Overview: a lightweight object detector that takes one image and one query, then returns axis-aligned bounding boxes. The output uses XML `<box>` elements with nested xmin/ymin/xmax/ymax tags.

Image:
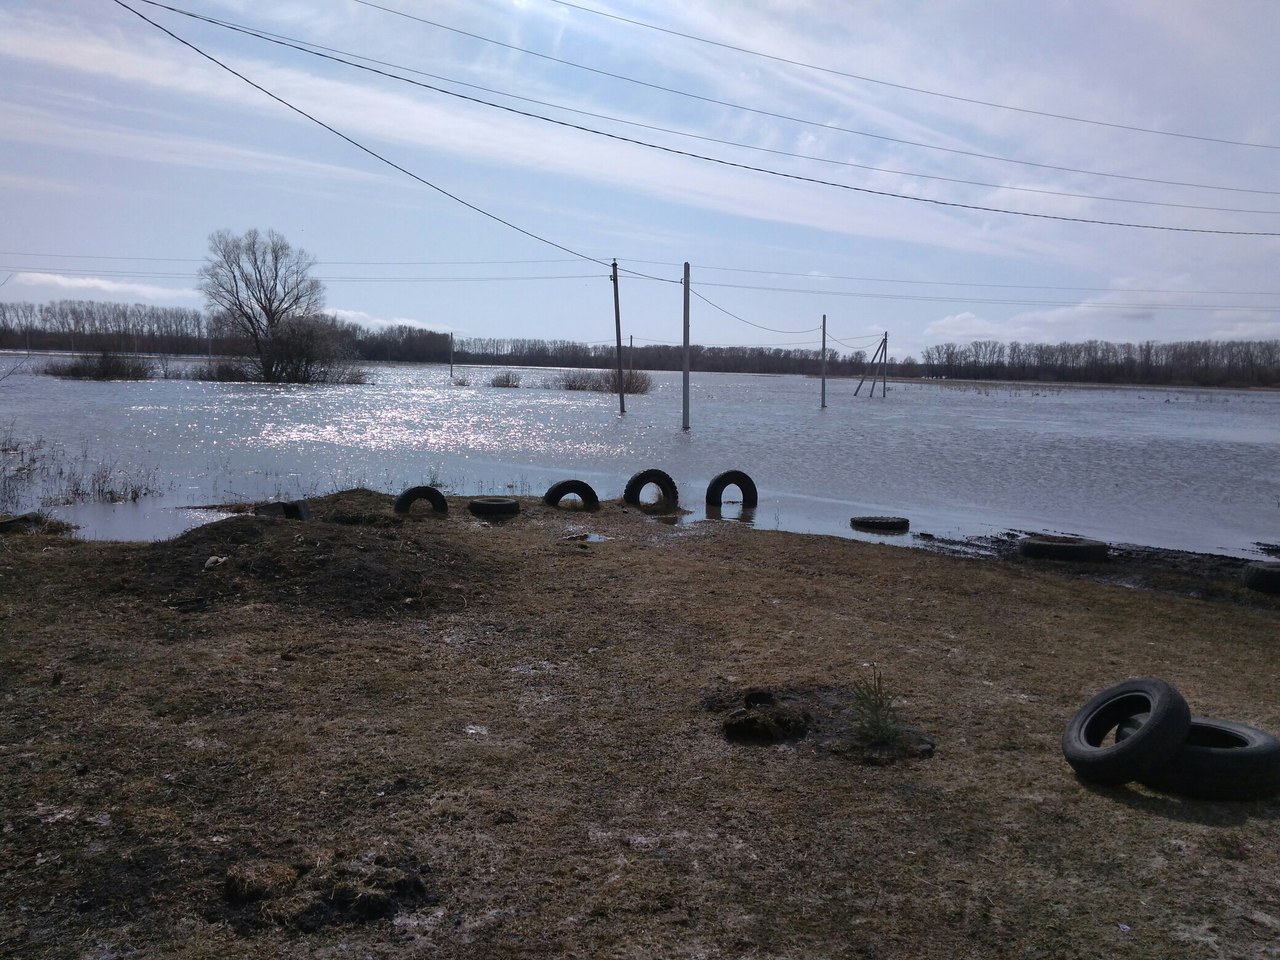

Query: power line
<box><xmin>126</xmin><ymin>4</ymin><xmax>1280</xmax><ymax>216</ymax></box>
<box><xmin>11</xmin><ymin>249</ymin><xmax>1280</xmax><ymax>299</ymax></box>
<box><xmin>690</xmin><ymin>288</ymin><xmax>823</xmax><ymax>334</ymax></box>
<box><xmin>693</xmin><ymin>279</ymin><xmax>1278</xmax><ymax>313</ymax></box>
<box><xmin>350</xmin><ymin>0</ymin><xmax>1280</xmax><ymax>198</ymax></box>
<box><xmin>132</xmin><ymin>2</ymin><xmax>1280</xmax><ymax>236</ymax></box>
<box><xmin>544</xmin><ymin>0</ymin><xmax>1280</xmax><ymax>151</ymax></box>
<box><xmin>110</xmin><ymin>0</ymin><xmax>615</xmax><ymax>273</ymax></box>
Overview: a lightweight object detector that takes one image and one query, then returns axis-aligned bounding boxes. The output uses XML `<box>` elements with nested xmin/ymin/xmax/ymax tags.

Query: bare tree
<box><xmin>198</xmin><ymin>228</ymin><xmax>331</xmax><ymax>383</ymax></box>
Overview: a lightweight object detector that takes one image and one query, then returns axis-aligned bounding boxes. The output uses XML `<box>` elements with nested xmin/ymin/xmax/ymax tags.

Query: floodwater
<box><xmin>2</xmin><ymin>356</ymin><xmax>1278</xmax><ymax>557</ymax></box>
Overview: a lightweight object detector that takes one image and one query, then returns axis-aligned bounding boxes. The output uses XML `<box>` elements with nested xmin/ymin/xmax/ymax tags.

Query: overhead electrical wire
<box><xmin>9</xmin><ymin>251</ymin><xmax>1280</xmax><ymax>299</ymax></box>
<box><xmin>690</xmin><ymin>288</ymin><xmax>822</xmax><ymax>334</ymax></box>
<box><xmin>109</xmin><ymin>0</ymin><xmax>620</xmax><ymax>275</ymax></box>
<box><xmin>128</xmin><ymin>2</ymin><xmax>1280</xmax><ymax>236</ymax></box>
<box><xmin>544</xmin><ymin>0</ymin><xmax>1280</xmax><ymax>151</ymax></box>
<box><xmin>349</xmin><ymin>0</ymin><xmax>1280</xmax><ymax>198</ymax></box>
<box><xmin>133</xmin><ymin>4</ymin><xmax>1280</xmax><ymax>216</ymax></box>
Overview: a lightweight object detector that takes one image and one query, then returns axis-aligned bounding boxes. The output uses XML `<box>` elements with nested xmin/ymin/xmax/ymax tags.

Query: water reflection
<box><xmin>1</xmin><ymin>360</ymin><xmax>1276</xmax><ymax>556</ymax></box>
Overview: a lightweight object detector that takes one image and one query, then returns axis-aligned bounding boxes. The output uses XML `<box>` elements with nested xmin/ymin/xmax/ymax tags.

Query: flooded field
<box><xmin>2</xmin><ymin>355</ymin><xmax>1277</xmax><ymax>556</ymax></box>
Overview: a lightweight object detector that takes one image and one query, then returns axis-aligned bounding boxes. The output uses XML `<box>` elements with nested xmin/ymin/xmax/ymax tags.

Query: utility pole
<box><xmin>820</xmin><ymin>314</ymin><xmax>827</xmax><ymax>409</ymax></box>
<box><xmin>449</xmin><ymin>332</ymin><xmax>454</xmax><ymax>378</ymax></box>
<box><xmin>682</xmin><ymin>262</ymin><xmax>691</xmax><ymax>431</ymax></box>
<box><xmin>612</xmin><ymin>260</ymin><xmax>625</xmax><ymax>415</ymax></box>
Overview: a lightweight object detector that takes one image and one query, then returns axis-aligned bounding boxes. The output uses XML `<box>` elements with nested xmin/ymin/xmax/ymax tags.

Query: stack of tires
<box><xmin>1061</xmin><ymin>677</ymin><xmax>1280</xmax><ymax>801</ymax></box>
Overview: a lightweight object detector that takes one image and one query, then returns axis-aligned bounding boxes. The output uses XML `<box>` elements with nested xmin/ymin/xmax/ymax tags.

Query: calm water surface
<box><xmin>2</xmin><ymin>358</ymin><xmax>1277</xmax><ymax>557</ymax></box>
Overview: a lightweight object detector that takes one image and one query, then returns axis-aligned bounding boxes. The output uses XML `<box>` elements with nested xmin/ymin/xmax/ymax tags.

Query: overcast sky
<box><xmin>3</xmin><ymin>0</ymin><xmax>1280</xmax><ymax>358</ymax></box>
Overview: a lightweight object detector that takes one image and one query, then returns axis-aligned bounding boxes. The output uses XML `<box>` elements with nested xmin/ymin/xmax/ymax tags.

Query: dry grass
<box><xmin>1</xmin><ymin>490</ymin><xmax>1278</xmax><ymax>959</ymax></box>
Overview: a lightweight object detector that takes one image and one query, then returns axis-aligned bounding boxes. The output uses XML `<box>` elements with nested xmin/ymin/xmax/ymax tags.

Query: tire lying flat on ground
<box><xmin>467</xmin><ymin>497</ymin><xmax>520</xmax><ymax>518</ymax></box>
<box><xmin>393</xmin><ymin>485</ymin><xmax>448</xmax><ymax>515</ymax></box>
<box><xmin>1117</xmin><ymin>714</ymin><xmax>1280</xmax><ymax>801</ymax></box>
<box><xmin>850</xmin><ymin>516</ymin><xmax>910</xmax><ymax>534</ymax></box>
<box><xmin>1061</xmin><ymin>677</ymin><xmax>1191</xmax><ymax>786</ymax></box>
<box><xmin>623</xmin><ymin>469</ymin><xmax>678</xmax><ymax>507</ymax></box>
<box><xmin>1243</xmin><ymin>561</ymin><xmax>1280</xmax><ymax>595</ymax></box>
<box><xmin>1019</xmin><ymin>535</ymin><xmax>1109</xmax><ymax>562</ymax></box>
<box><xmin>543</xmin><ymin>479</ymin><xmax>600</xmax><ymax>511</ymax></box>
<box><xmin>705</xmin><ymin>470</ymin><xmax>758</xmax><ymax>508</ymax></box>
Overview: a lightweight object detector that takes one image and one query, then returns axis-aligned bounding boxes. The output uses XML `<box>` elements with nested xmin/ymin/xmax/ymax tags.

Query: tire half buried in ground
<box><xmin>623</xmin><ymin>469</ymin><xmax>678</xmax><ymax>507</ymax></box>
<box><xmin>393</xmin><ymin>485</ymin><xmax>448</xmax><ymax>515</ymax></box>
<box><xmin>543</xmin><ymin>479</ymin><xmax>600</xmax><ymax>511</ymax></box>
<box><xmin>705</xmin><ymin>470</ymin><xmax>758</xmax><ymax>508</ymax></box>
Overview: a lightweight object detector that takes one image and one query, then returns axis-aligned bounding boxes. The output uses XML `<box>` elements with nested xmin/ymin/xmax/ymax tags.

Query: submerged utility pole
<box><xmin>611</xmin><ymin>259</ymin><xmax>626</xmax><ymax>415</ymax></box>
<box><xmin>855</xmin><ymin>332</ymin><xmax>890</xmax><ymax>397</ymax></box>
<box><xmin>682</xmin><ymin>261</ymin><xmax>691</xmax><ymax>431</ymax></box>
<box><xmin>449</xmin><ymin>332</ymin><xmax>454</xmax><ymax>378</ymax></box>
<box><xmin>820</xmin><ymin>314</ymin><xmax>828</xmax><ymax>409</ymax></box>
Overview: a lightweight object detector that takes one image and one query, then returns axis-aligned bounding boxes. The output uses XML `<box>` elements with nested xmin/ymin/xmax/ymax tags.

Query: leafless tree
<box><xmin>198</xmin><ymin>228</ymin><xmax>338</xmax><ymax>383</ymax></box>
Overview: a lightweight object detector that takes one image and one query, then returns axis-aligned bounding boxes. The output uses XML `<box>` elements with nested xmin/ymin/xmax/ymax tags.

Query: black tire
<box><xmin>706</xmin><ymin>470</ymin><xmax>758</xmax><ymax>508</ymax></box>
<box><xmin>850</xmin><ymin>516</ymin><xmax>910</xmax><ymax>533</ymax></box>
<box><xmin>1019</xmin><ymin>535</ymin><xmax>1109</xmax><ymax>562</ymax></box>
<box><xmin>393</xmin><ymin>486</ymin><xmax>448</xmax><ymax>515</ymax></box>
<box><xmin>254</xmin><ymin>500</ymin><xmax>311</xmax><ymax>520</ymax></box>
<box><xmin>623</xmin><ymin>469</ymin><xmax>678</xmax><ymax>507</ymax></box>
<box><xmin>543</xmin><ymin>479</ymin><xmax>600</xmax><ymax>511</ymax></box>
<box><xmin>1243</xmin><ymin>562</ymin><xmax>1280</xmax><ymax>595</ymax></box>
<box><xmin>467</xmin><ymin>497</ymin><xmax>520</xmax><ymax>518</ymax></box>
<box><xmin>1061</xmin><ymin>677</ymin><xmax>1191</xmax><ymax>786</ymax></box>
<box><xmin>1117</xmin><ymin>715</ymin><xmax>1280</xmax><ymax>801</ymax></box>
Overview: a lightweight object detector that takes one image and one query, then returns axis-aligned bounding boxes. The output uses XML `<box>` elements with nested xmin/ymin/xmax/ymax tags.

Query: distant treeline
<box><xmin>2</xmin><ymin>300</ymin><xmax>1277</xmax><ymax>386</ymax></box>
<box><xmin>917</xmin><ymin>338</ymin><xmax>1280</xmax><ymax>387</ymax></box>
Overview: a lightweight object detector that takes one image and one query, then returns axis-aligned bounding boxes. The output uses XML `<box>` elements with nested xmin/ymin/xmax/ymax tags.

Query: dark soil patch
<box><xmin>705</xmin><ymin>682</ymin><xmax>937</xmax><ymax>764</ymax></box>
<box><xmin>123</xmin><ymin>493</ymin><xmax>494</xmax><ymax>617</ymax></box>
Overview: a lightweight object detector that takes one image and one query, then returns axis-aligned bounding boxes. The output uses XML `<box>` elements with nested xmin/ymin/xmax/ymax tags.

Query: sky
<box><xmin>3</xmin><ymin>0</ymin><xmax>1280</xmax><ymax>359</ymax></box>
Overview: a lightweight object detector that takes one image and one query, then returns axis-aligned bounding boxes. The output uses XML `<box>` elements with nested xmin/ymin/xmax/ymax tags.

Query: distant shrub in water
<box><xmin>187</xmin><ymin>359</ymin><xmax>255</xmax><ymax>382</ymax></box>
<box><xmin>186</xmin><ymin>359</ymin><xmax>365</xmax><ymax>384</ymax></box>
<box><xmin>43</xmin><ymin>351</ymin><xmax>153</xmax><ymax>381</ymax></box>
<box><xmin>452</xmin><ymin>374</ymin><xmax>471</xmax><ymax>387</ymax></box>
<box><xmin>558</xmin><ymin>368</ymin><xmax>652</xmax><ymax>394</ymax></box>
<box><xmin>490</xmin><ymin>371</ymin><xmax>521</xmax><ymax>388</ymax></box>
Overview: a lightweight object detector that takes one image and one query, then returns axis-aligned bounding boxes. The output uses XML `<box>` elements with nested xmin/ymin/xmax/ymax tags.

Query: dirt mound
<box><xmin>125</xmin><ymin>494</ymin><xmax>492</xmax><ymax>617</ymax></box>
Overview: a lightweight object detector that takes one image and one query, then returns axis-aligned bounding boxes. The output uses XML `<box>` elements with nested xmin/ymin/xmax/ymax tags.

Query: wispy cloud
<box><xmin>12</xmin><ymin>272</ymin><xmax>199</xmax><ymax>300</ymax></box>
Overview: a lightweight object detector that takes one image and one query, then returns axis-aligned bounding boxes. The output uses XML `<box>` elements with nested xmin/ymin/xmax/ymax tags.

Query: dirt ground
<box><xmin>2</xmin><ymin>489</ymin><xmax>1279</xmax><ymax>959</ymax></box>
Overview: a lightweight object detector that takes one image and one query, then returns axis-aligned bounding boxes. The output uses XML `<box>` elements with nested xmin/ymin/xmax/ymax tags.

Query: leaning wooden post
<box><xmin>612</xmin><ymin>259</ymin><xmax>626</xmax><ymax>415</ymax></box>
<box><xmin>820</xmin><ymin>314</ymin><xmax>828</xmax><ymax>409</ymax></box>
<box><xmin>875</xmin><ymin>332</ymin><xmax>885</xmax><ymax>396</ymax></box>
<box><xmin>682</xmin><ymin>262</ymin><xmax>691</xmax><ymax>431</ymax></box>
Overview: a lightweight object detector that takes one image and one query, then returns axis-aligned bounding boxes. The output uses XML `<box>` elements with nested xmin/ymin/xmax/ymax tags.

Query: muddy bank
<box><xmin>2</xmin><ymin>489</ymin><xmax>1278</xmax><ymax>959</ymax></box>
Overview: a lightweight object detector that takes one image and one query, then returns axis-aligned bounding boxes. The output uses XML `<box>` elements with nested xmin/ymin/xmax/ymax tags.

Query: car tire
<box><xmin>1117</xmin><ymin>714</ymin><xmax>1280</xmax><ymax>801</ymax></box>
<box><xmin>705</xmin><ymin>470</ymin><xmax>758</xmax><ymax>508</ymax></box>
<box><xmin>1061</xmin><ymin>677</ymin><xmax>1190</xmax><ymax>786</ymax></box>
<box><xmin>393</xmin><ymin>485</ymin><xmax>448</xmax><ymax>515</ymax></box>
<box><xmin>623</xmin><ymin>469</ymin><xmax>678</xmax><ymax>507</ymax></box>
<box><xmin>543</xmin><ymin>479</ymin><xmax>600</xmax><ymax>511</ymax></box>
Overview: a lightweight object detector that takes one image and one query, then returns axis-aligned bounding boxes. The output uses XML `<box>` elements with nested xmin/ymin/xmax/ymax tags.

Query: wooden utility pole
<box><xmin>611</xmin><ymin>259</ymin><xmax>626</xmax><ymax>415</ymax></box>
<box><xmin>682</xmin><ymin>262</ymin><xmax>691</xmax><ymax>431</ymax></box>
<box><xmin>449</xmin><ymin>332</ymin><xmax>454</xmax><ymax>378</ymax></box>
<box><xmin>820</xmin><ymin>314</ymin><xmax>827</xmax><ymax>409</ymax></box>
<box><xmin>855</xmin><ymin>332</ymin><xmax>889</xmax><ymax>397</ymax></box>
